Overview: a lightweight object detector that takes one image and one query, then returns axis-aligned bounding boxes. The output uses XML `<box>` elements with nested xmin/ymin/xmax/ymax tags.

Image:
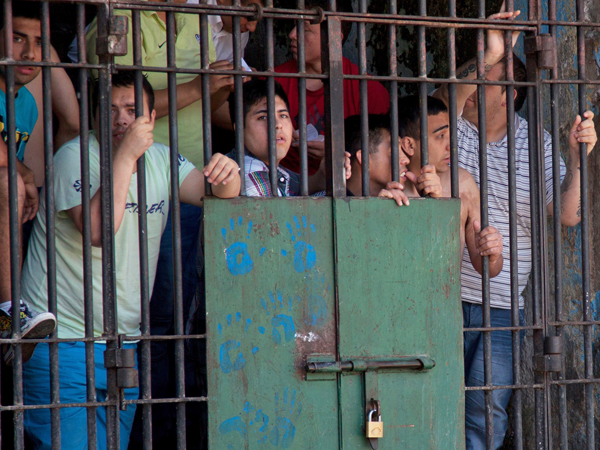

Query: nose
<box><xmin>20</xmin><ymin>39</ymin><xmax>35</xmax><ymax>62</ymax></box>
<box><xmin>244</xmin><ymin>20</ymin><xmax>257</xmax><ymax>33</ymax></box>
<box><xmin>399</xmin><ymin>151</ymin><xmax>410</xmax><ymax>166</ymax></box>
<box><xmin>275</xmin><ymin>117</ymin><xmax>283</xmax><ymax>129</ymax></box>
<box><xmin>114</xmin><ymin>109</ymin><xmax>129</xmax><ymax>127</ymax></box>
<box><xmin>289</xmin><ymin>26</ymin><xmax>297</xmax><ymax>41</ymax></box>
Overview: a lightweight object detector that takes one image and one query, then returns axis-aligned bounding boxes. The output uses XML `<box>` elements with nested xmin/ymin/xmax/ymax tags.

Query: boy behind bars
<box><xmin>20</xmin><ymin>71</ymin><xmax>240</xmax><ymax>450</ymax></box>
<box><xmin>228</xmin><ymin>78</ymin><xmax>350</xmax><ymax>197</ymax></box>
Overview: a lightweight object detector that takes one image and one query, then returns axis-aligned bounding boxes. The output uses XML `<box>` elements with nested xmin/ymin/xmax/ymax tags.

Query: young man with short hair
<box><xmin>20</xmin><ymin>71</ymin><xmax>240</xmax><ymax>449</ymax></box>
<box><xmin>398</xmin><ymin>95</ymin><xmax>504</xmax><ymax>277</ymax></box>
<box><xmin>344</xmin><ymin>113</ymin><xmax>443</xmax><ymax>205</ymax></box>
<box><xmin>228</xmin><ymin>78</ymin><xmax>350</xmax><ymax>197</ymax></box>
<box><xmin>0</xmin><ymin>2</ymin><xmax>56</xmax><ymax>365</ymax></box>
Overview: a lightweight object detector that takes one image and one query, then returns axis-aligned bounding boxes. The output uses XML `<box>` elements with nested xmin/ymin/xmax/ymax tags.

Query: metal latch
<box><xmin>104</xmin><ymin>346</ymin><xmax>139</xmax><ymax>389</ymax></box>
<box><xmin>535</xmin><ymin>336</ymin><xmax>562</xmax><ymax>373</ymax></box>
<box><xmin>96</xmin><ymin>15</ymin><xmax>129</xmax><ymax>57</ymax></box>
<box><xmin>524</xmin><ymin>34</ymin><xmax>555</xmax><ymax>69</ymax></box>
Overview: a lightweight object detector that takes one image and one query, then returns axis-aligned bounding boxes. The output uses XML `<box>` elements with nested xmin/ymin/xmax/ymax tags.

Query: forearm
<box><xmin>16</xmin><ymin>160</ymin><xmax>34</xmax><ymax>185</ymax></box>
<box><xmin>308</xmin><ymin>172</ymin><xmax>325</xmax><ymax>194</ymax></box>
<box><xmin>211</xmin><ymin>175</ymin><xmax>241</xmax><ymax>199</ymax></box>
<box><xmin>153</xmin><ymin>80</ymin><xmax>202</xmax><ymax>120</ymax></box>
<box><xmin>558</xmin><ymin>162</ymin><xmax>582</xmax><ymax>226</ymax></box>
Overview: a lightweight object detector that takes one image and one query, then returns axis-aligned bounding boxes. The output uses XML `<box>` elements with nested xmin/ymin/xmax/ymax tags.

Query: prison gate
<box><xmin>0</xmin><ymin>0</ymin><xmax>598</xmax><ymax>449</ymax></box>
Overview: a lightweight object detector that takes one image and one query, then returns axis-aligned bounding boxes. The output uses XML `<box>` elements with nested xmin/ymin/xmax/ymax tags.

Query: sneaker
<box><xmin>0</xmin><ymin>300</ymin><xmax>57</xmax><ymax>365</ymax></box>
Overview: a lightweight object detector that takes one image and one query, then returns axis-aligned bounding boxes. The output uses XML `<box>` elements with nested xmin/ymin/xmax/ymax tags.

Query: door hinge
<box><xmin>96</xmin><ymin>15</ymin><xmax>129</xmax><ymax>57</ymax></box>
<box><xmin>524</xmin><ymin>34</ymin><xmax>555</xmax><ymax>70</ymax></box>
<box><xmin>104</xmin><ymin>346</ymin><xmax>139</xmax><ymax>389</ymax></box>
<box><xmin>535</xmin><ymin>336</ymin><xmax>562</xmax><ymax>373</ymax></box>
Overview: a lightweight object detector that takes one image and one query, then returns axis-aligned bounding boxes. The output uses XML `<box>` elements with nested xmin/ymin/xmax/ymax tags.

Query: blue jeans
<box><xmin>128</xmin><ymin>202</ymin><xmax>202</xmax><ymax>447</ymax></box>
<box><xmin>22</xmin><ymin>342</ymin><xmax>139</xmax><ymax>450</ymax></box>
<box><xmin>463</xmin><ymin>302</ymin><xmax>524</xmax><ymax>450</ymax></box>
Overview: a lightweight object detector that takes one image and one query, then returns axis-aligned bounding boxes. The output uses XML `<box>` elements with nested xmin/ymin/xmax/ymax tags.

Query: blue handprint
<box><xmin>222</xmin><ymin>216</ymin><xmax>254</xmax><ymax>276</ymax></box>
<box><xmin>305</xmin><ymin>274</ymin><xmax>329</xmax><ymax>328</ymax></box>
<box><xmin>285</xmin><ymin>216</ymin><xmax>317</xmax><ymax>273</ymax></box>
<box><xmin>259</xmin><ymin>290</ymin><xmax>296</xmax><ymax>345</ymax></box>
<box><xmin>219</xmin><ymin>389</ymin><xmax>302</xmax><ymax>448</ymax></box>
<box><xmin>218</xmin><ymin>312</ymin><xmax>258</xmax><ymax>374</ymax></box>
<box><xmin>269</xmin><ymin>388</ymin><xmax>302</xmax><ymax>448</ymax></box>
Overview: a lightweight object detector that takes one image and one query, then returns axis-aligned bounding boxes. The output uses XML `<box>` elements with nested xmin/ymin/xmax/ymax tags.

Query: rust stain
<box><xmin>270</xmin><ymin>221</ymin><xmax>281</xmax><ymax>237</ymax></box>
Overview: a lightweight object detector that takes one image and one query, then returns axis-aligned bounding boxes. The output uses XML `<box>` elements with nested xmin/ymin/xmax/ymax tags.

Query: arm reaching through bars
<box><xmin>433</xmin><ymin>3</ymin><xmax>521</xmax><ymax>113</ymax></box>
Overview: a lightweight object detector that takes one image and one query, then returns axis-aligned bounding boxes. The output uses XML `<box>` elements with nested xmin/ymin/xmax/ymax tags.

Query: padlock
<box><xmin>366</xmin><ymin>409</ymin><xmax>384</xmax><ymax>438</ymax></box>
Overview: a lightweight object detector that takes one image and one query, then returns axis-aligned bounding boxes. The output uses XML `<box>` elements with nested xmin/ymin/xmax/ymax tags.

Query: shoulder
<box><xmin>275</xmin><ymin>60</ymin><xmax>298</xmax><ymax>74</ymax></box>
<box><xmin>458</xmin><ymin>168</ymin><xmax>479</xmax><ymax>205</ymax></box>
<box><xmin>341</xmin><ymin>57</ymin><xmax>359</xmax><ymax>74</ymax></box>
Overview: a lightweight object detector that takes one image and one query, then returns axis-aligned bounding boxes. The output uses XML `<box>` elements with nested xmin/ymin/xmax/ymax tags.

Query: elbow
<box><xmin>561</xmin><ymin>216</ymin><xmax>581</xmax><ymax>228</ymax></box>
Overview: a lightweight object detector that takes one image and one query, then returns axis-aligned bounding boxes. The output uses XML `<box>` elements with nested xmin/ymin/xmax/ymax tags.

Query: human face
<box><xmin>462</xmin><ymin>64</ymin><xmax>506</xmax><ymax>127</ymax></box>
<box><xmin>408</xmin><ymin>113</ymin><xmax>450</xmax><ymax>174</ymax></box>
<box><xmin>218</xmin><ymin>0</ymin><xmax>263</xmax><ymax>33</ymax></box>
<box><xmin>288</xmin><ymin>20</ymin><xmax>321</xmax><ymax>68</ymax></box>
<box><xmin>0</xmin><ymin>18</ymin><xmax>42</xmax><ymax>89</ymax></box>
<box><xmin>243</xmin><ymin>96</ymin><xmax>294</xmax><ymax>166</ymax></box>
<box><xmin>93</xmin><ymin>85</ymin><xmax>154</xmax><ymax>150</ymax></box>
<box><xmin>368</xmin><ymin>130</ymin><xmax>411</xmax><ymax>191</ymax></box>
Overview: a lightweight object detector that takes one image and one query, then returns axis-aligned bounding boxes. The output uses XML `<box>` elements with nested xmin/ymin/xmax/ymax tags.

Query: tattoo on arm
<box><xmin>560</xmin><ymin>168</ymin><xmax>573</xmax><ymax>195</ymax></box>
<box><xmin>458</xmin><ymin>62</ymin><xmax>494</xmax><ymax>79</ymax></box>
<box><xmin>577</xmin><ymin>198</ymin><xmax>582</xmax><ymax>217</ymax></box>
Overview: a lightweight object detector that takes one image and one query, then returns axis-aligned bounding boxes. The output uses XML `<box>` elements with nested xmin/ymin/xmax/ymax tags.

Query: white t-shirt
<box><xmin>21</xmin><ymin>132</ymin><xmax>195</xmax><ymax>339</ymax></box>
<box><xmin>457</xmin><ymin>115</ymin><xmax>566</xmax><ymax>309</ymax></box>
<box><xmin>188</xmin><ymin>0</ymin><xmax>252</xmax><ymax>70</ymax></box>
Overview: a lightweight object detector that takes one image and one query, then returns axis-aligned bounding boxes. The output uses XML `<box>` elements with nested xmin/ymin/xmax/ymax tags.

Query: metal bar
<box><xmin>307</xmin><ymin>358</ymin><xmax>434</xmax><ymax>373</ymax></box>
<box><xmin>503</xmin><ymin>1</ymin><xmax>522</xmax><ymax>448</ymax></box>
<box><xmin>131</xmin><ymin>8</ymin><xmax>152</xmax><ymax>450</ymax></box>
<box><xmin>417</xmin><ymin>0</ymin><xmax>428</xmax><ymax>168</ymax></box>
<box><xmin>76</xmin><ymin>2</ymin><xmax>98</xmax><ymax>448</ymax></box>
<box><xmin>265</xmin><ymin>0</ymin><xmax>277</xmax><ymax>195</ymax></box>
<box><xmin>447</xmin><ymin>0</ymin><xmax>458</xmax><ymax>198</ymax></box>
<box><xmin>231</xmin><ymin>0</ymin><xmax>243</xmax><ymax>197</ymax></box>
<box><xmin>321</xmin><ymin>16</ymin><xmax>345</xmax><ymax>197</ymax></box>
<box><xmin>388</xmin><ymin>0</ymin><xmax>399</xmax><ymax>184</ymax></box>
<box><xmin>576</xmin><ymin>0</ymin><xmax>593</xmax><ymax>446</ymax></box>
<box><xmin>3</xmin><ymin>0</ymin><xmax>24</xmax><ymax>446</ymax></box>
<box><xmin>297</xmin><ymin>0</ymin><xmax>308</xmax><ymax>195</ymax></box>
<box><xmin>165</xmin><ymin>10</ymin><xmax>186</xmax><ymax>449</ymax></box>
<box><xmin>200</xmin><ymin>8</ymin><xmax>214</xmax><ymax>197</ymax></box>
<box><xmin>358</xmin><ymin>0</ymin><xmax>369</xmax><ymax>196</ymax></box>
<box><xmin>39</xmin><ymin>3</ymin><xmax>61</xmax><ymax>448</ymax></box>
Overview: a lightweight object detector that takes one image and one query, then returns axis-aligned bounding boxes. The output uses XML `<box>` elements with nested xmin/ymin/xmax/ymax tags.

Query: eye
<box><xmin>280</xmin><ymin>112</ymin><xmax>289</xmax><ymax>119</ymax></box>
<box><xmin>13</xmin><ymin>36</ymin><xmax>22</xmax><ymax>43</ymax></box>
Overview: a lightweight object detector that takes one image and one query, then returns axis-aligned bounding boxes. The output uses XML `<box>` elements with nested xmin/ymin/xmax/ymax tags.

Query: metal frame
<box><xmin>0</xmin><ymin>0</ymin><xmax>596</xmax><ymax>448</ymax></box>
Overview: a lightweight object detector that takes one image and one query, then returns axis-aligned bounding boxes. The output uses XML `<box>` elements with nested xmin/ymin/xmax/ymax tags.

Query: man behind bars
<box><xmin>274</xmin><ymin>0</ymin><xmax>390</xmax><ymax>176</ymax></box>
<box><xmin>19</xmin><ymin>71</ymin><xmax>240</xmax><ymax>450</ymax></box>
<box><xmin>433</xmin><ymin>6</ymin><xmax>598</xmax><ymax>449</ymax></box>
<box><xmin>0</xmin><ymin>2</ymin><xmax>57</xmax><ymax>365</ymax></box>
<box><xmin>85</xmin><ymin>2</ymin><xmax>238</xmax><ymax>445</ymax></box>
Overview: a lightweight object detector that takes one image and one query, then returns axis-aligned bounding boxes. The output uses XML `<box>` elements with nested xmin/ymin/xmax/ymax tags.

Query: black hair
<box><xmin>0</xmin><ymin>2</ymin><xmax>42</xmax><ymax>29</ymax></box>
<box><xmin>228</xmin><ymin>78</ymin><xmax>290</xmax><ymax>127</ymax></box>
<box><xmin>92</xmin><ymin>71</ymin><xmax>155</xmax><ymax>119</ymax></box>
<box><xmin>304</xmin><ymin>0</ymin><xmax>353</xmax><ymax>44</ymax></box>
<box><xmin>496</xmin><ymin>53</ymin><xmax>527</xmax><ymax>112</ymax></box>
<box><xmin>344</xmin><ymin>114</ymin><xmax>391</xmax><ymax>163</ymax></box>
<box><xmin>398</xmin><ymin>95</ymin><xmax>448</xmax><ymax>141</ymax></box>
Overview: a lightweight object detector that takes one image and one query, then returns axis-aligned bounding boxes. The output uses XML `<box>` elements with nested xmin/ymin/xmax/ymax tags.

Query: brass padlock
<box><xmin>366</xmin><ymin>409</ymin><xmax>384</xmax><ymax>438</ymax></box>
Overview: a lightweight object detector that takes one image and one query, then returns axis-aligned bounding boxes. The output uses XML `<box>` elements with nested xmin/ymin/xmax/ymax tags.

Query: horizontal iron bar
<box><xmin>0</xmin><ymin>334</ymin><xmax>206</xmax><ymax>344</ymax></box>
<box><xmin>465</xmin><ymin>384</ymin><xmax>545</xmax><ymax>391</ymax></box>
<box><xmin>307</xmin><ymin>357</ymin><xmax>434</xmax><ymax>373</ymax></box>
<box><xmin>463</xmin><ymin>325</ymin><xmax>543</xmax><ymax>332</ymax></box>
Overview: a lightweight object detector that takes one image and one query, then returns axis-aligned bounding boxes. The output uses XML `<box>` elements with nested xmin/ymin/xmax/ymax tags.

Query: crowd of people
<box><xmin>0</xmin><ymin>1</ymin><xmax>596</xmax><ymax>449</ymax></box>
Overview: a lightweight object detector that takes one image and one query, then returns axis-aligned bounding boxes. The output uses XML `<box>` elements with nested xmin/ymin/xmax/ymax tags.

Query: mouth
<box><xmin>16</xmin><ymin>66</ymin><xmax>35</xmax><ymax>76</ymax></box>
<box><xmin>465</xmin><ymin>96</ymin><xmax>476</xmax><ymax>106</ymax></box>
<box><xmin>113</xmin><ymin>132</ymin><xmax>125</xmax><ymax>142</ymax></box>
<box><xmin>400</xmin><ymin>169</ymin><xmax>407</xmax><ymax>181</ymax></box>
<box><xmin>276</xmin><ymin>134</ymin><xmax>287</xmax><ymax>145</ymax></box>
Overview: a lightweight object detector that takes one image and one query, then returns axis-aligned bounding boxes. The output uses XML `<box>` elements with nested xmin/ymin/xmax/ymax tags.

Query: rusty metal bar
<box><xmin>307</xmin><ymin>357</ymin><xmax>435</xmax><ymax>373</ymax></box>
<box><xmin>297</xmin><ymin>0</ymin><xmax>308</xmax><ymax>195</ymax></box>
<box><xmin>447</xmin><ymin>0</ymin><xmax>458</xmax><ymax>198</ymax></box>
<box><xmin>358</xmin><ymin>0</ymin><xmax>369</xmax><ymax>196</ymax></box>
<box><xmin>388</xmin><ymin>0</ymin><xmax>399</xmax><ymax>184</ymax></box>
<box><xmin>265</xmin><ymin>0</ymin><xmax>277</xmax><ymax>196</ymax></box>
<box><xmin>417</xmin><ymin>0</ymin><xmax>428</xmax><ymax>168</ymax></box>
<box><xmin>200</xmin><ymin>11</ymin><xmax>213</xmax><ymax>197</ymax></box>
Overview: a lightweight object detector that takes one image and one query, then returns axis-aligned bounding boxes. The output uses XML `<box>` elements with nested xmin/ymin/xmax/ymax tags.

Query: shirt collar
<box><xmin>463</xmin><ymin>113</ymin><xmax>522</xmax><ymax>147</ymax></box>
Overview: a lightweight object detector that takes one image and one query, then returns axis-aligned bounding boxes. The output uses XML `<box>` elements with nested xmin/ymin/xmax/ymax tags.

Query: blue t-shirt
<box><xmin>0</xmin><ymin>87</ymin><xmax>38</xmax><ymax>162</ymax></box>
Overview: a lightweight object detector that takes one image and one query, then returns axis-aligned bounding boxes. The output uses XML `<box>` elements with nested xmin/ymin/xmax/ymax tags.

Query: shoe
<box><xmin>0</xmin><ymin>300</ymin><xmax>57</xmax><ymax>365</ymax></box>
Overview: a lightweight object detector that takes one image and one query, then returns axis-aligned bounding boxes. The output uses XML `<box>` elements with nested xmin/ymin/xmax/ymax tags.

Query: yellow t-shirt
<box><xmin>86</xmin><ymin>7</ymin><xmax>217</xmax><ymax>169</ymax></box>
<box><xmin>21</xmin><ymin>133</ymin><xmax>195</xmax><ymax>339</ymax></box>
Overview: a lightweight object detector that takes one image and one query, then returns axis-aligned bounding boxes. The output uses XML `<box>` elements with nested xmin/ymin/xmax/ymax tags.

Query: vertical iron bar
<box><xmin>549</xmin><ymin>0</ymin><xmax>566</xmax><ymax>448</ymax></box>
<box><xmin>321</xmin><ymin>16</ymin><xmax>345</xmax><ymax>197</ymax></box>
<box><xmin>358</xmin><ymin>0</ymin><xmax>369</xmax><ymax>196</ymax></box>
<box><xmin>165</xmin><ymin>10</ymin><xmax>186</xmax><ymax>449</ymax></box>
<box><xmin>266</xmin><ymin>0</ymin><xmax>277</xmax><ymax>194</ymax></box>
<box><xmin>3</xmin><ymin>0</ymin><xmax>24</xmax><ymax>447</ymax></box>
<box><xmin>475</xmin><ymin>0</ymin><xmax>493</xmax><ymax>447</ymax></box>
<box><xmin>200</xmin><ymin>9</ymin><xmax>214</xmax><ymax>197</ymax></box>
<box><xmin>40</xmin><ymin>3</ymin><xmax>60</xmax><ymax>448</ymax></box>
<box><xmin>447</xmin><ymin>0</ymin><xmax>458</xmax><ymax>198</ymax></box>
<box><xmin>297</xmin><ymin>0</ymin><xmax>308</xmax><ymax>195</ymax></box>
<box><xmin>418</xmin><ymin>0</ymin><xmax>428</xmax><ymax>168</ymax></box>
<box><xmin>231</xmin><ymin>0</ymin><xmax>244</xmax><ymax>195</ymax></box>
<box><xmin>576</xmin><ymin>0</ymin><xmax>593</xmax><ymax>446</ymax></box>
<box><xmin>77</xmin><ymin>2</ymin><xmax>97</xmax><ymax>447</ymax></box>
<box><xmin>388</xmin><ymin>0</ymin><xmax>399</xmax><ymax>183</ymax></box>
<box><xmin>131</xmin><ymin>8</ymin><xmax>153</xmax><ymax>450</ymax></box>
<box><xmin>503</xmin><ymin>1</ymin><xmax>523</xmax><ymax>449</ymax></box>
<box><xmin>97</xmin><ymin>3</ymin><xmax>119</xmax><ymax>447</ymax></box>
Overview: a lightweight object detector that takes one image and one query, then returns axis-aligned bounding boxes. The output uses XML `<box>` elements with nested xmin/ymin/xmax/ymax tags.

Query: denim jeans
<box><xmin>23</xmin><ymin>342</ymin><xmax>139</xmax><ymax>450</ymax></box>
<box><xmin>463</xmin><ymin>302</ymin><xmax>525</xmax><ymax>450</ymax></box>
<box><xmin>128</xmin><ymin>202</ymin><xmax>202</xmax><ymax>448</ymax></box>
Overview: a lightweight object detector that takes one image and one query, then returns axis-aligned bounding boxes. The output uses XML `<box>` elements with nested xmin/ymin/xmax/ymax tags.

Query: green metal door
<box><xmin>204</xmin><ymin>196</ymin><xmax>464</xmax><ymax>449</ymax></box>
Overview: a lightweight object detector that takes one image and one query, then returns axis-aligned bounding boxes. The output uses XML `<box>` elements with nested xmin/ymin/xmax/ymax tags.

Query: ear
<box><xmin>400</xmin><ymin>137</ymin><xmax>416</xmax><ymax>157</ymax></box>
<box><xmin>149</xmin><ymin>109</ymin><xmax>157</xmax><ymax>126</ymax></box>
<box><xmin>355</xmin><ymin>150</ymin><xmax>362</xmax><ymax>166</ymax></box>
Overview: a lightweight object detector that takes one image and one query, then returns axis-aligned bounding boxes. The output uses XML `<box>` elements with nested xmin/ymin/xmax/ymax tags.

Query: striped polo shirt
<box><xmin>458</xmin><ymin>115</ymin><xmax>565</xmax><ymax>309</ymax></box>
